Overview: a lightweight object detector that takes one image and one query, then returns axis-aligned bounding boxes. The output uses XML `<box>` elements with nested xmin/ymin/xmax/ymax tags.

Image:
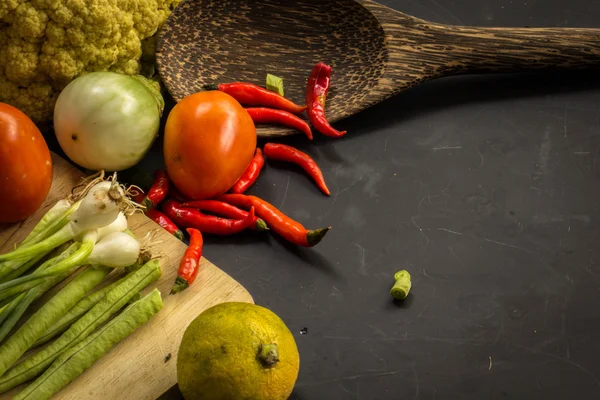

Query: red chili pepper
<box><xmin>161</xmin><ymin>200</ymin><xmax>256</xmax><ymax>236</ymax></box>
<box><xmin>230</xmin><ymin>148</ymin><xmax>265</xmax><ymax>194</ymax></box>
<box><xmin>263</xmin><ymin>143</ymin><xmax>330</xmax><ymax>196</ymax></box>
<box><xmin>181</xmin><ymin>200</ymin><xmax>268</xmax><ymax>232</ymax></box>
<box><xmin>217</xmin><ymin>194</ymin><xmax>330</xmax><ymax>247</ymax></box>
<box><xmin>245</xmin><ymin>108</ymin><xmax>313</xmax><ymax>140</ymax></box>
<box><xmin>142</xmin><ymin>170</ymin><xmax>170</xmax><ymax>210</ymax></box>
<box><xmin>171</xmin><ymin>228</ymin><xmax>203</xmax><ymax>294</ymax></box>
<box><xmin>146</xmin><ymin>208</ymin><xmax>184</xmax><ymax>241</ymax></box>
<box><xmin>206</xmin><ymin>82</ymin><xmax>307</xmax><ymax>115</ymax></box>
<box><xmin>306</xmin><ymin>62</ymin><xmax>346</xmax><ymax>138</ymax></box>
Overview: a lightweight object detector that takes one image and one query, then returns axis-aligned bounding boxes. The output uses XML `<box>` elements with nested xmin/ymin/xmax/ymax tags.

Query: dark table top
<box><xmin>50</xmin><ymin>0</ymin><xmax>600</xmax><ymax>399</ymax></box>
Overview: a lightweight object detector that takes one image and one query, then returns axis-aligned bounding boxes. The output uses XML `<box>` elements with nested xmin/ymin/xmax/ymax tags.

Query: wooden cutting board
<box><xmin>0</xmin><ymin>153</ymin><xmax>253</xmax><ymax>400</ymax></box>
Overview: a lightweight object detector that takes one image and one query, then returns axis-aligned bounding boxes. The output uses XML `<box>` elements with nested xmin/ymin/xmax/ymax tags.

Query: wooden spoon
<box><xmin>156</xmin><ymin>0</ymin><xmax>600</xmax><ymax>138</ymax></box>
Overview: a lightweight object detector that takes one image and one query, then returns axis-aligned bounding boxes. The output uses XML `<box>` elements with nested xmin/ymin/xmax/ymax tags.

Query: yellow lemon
<box><xmin>177</xmin><ymin>302</ymin><xmax>300</xmax><ymax>400</ymax></box>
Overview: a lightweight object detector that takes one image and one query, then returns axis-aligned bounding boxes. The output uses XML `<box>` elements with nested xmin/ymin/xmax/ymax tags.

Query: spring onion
<box><xmin>0</xmin><ymin>200</ymin><xmax>79</xmax><ymax>283</ymax></box>
<box><xmin>96</xmin><ymin>212</ymin><xmax>127</xmax><ymax>240</ymax></box>
<box><xmin>0</xmin><ymin>181</ymin><xmax>124</xmax><ymax>263</ymax></box>
<box><xmin>22</xmin><ymin>200</ymin><xmax>73</xmax><ymax>246</ymax></box>
<box><xmin>0</xmin><ymin>232</ymin><xmax>97</xmax><ymax>300</ymax></box>
<box><xmin>87</xmin><ymin>232</ymin><xmax>140</xmax><ymax>268</ymax></box>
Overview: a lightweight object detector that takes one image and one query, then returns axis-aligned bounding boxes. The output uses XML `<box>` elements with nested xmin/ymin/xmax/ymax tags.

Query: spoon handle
<box><xmin>429</xmin><ymin>25</ymin><xmax>600</xmax><ymax>75</ymax></box>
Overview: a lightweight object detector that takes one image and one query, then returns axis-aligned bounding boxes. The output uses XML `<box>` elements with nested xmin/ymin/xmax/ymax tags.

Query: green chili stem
<box><xmin>15</xmin><ymin>288</ymin><xmax>164</xmax><ymax>400</ymax></box>
<box><xmin>0</xmin><ymin>266</ymin><xmax>111</xmax><ymax>376</ymax></box>
<box><xmin>0</xmin><ymin>260</ymin><xmax>161</xmax><ymax>393</ymax></box>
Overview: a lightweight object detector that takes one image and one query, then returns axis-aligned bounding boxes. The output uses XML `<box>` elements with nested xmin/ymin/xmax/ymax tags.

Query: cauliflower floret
<box><xmin>0</xmin><ymin>0</ymin><xmax>181</xmax><ymax>126</ymax></box>
<box><xmin>0</xmin><ymin>0</ymin><xmax>21</xmax><ymax>20</ymax></box>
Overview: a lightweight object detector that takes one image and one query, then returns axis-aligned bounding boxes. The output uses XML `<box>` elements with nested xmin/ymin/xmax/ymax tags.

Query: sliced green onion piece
<box><xmin>266</xmin><ymin>73</ymin><xmax>284</xmax><ymax>96</ymax></box>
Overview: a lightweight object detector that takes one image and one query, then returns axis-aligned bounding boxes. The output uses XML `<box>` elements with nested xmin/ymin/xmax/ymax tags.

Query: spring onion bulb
<box><xmin>69</xmin><ymin>181</ymin><xmax>123</xmax><ymax>233</ymax></box>
<box><xmin>87</xmin><ymin>232</ymin><xmax>140</xmax><ymax>268</ymax></box>
<box><xmin>96</xmin><ymin>212</ymin><xmax>127</xmax><ymax>240</ymax></box>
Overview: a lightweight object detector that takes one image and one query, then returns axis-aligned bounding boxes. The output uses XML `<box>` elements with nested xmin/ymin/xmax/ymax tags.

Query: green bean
<box><xmin>15</xmin><ymin>288</ymin><xmax>163</xmax><ymax>400</ymax></box>
<box><xmin>390</xmin><ymin>270</ymin><xmax>412</xmax><ymax>300</ymax></box>
<box><xmin>0</xmin><ymin>260</ymin><xmax>161</xmax><ymax>393</ymax></box>
<box><xmin>33</xmin><ymin>259</ymin><xmax>147</xmax><ymax>347</ymax></box>
<box><xmin>0</xmin><ymin>266</ymin><xmax>111</xmax><ymax>376</ymax></box>
<box><xmin>34</xmin><ymin>270</ymin><xmax>135</xmax><ymax>347</ymax></box>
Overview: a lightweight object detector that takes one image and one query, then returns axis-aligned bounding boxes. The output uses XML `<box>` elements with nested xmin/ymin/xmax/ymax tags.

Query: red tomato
<box><xmin>0</xmin><ymin>103</ymin><xmax>53</xmax><ymax>223</ymax></box>
<box><xmin>164</xmin><ymin>91</ymin><xmax>256</xmax><ymax>200</ymax></box>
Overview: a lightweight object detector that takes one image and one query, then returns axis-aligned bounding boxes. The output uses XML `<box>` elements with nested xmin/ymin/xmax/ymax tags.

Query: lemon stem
<box><xmin>258</xmin><ymin>344</ymin><xmax>279</xmax><ymax>367</ymax></box>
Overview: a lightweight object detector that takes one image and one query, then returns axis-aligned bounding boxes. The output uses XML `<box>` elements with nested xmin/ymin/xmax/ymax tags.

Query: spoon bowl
<box><xmin>157</xmin><ymin>0</ymin><xmax>600</xmax><ymax>138</ymax></box>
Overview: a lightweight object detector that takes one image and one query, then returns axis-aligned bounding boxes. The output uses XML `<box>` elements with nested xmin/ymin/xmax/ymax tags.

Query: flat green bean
<box><xmin>34</xmin><ymin>267</ymin><xmax>139</xmax><ymax>347</ymax></box>
<box><xmin>15</xmin><ymin>288</ymin><xmax>163</xmax><ymax>400</ymax></box>
<box><xmin>0</xmin><ymin>260</ymin><xmax>161</xmax><ymax>393</ymax></box>
<box><xmin>0</xmin><ymin>266</ymin><xmax>111</xmax><ymax>376</ymax></box>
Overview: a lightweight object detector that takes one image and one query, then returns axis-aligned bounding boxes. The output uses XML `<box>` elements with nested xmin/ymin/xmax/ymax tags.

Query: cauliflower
<box><xmin>0</xmin><ymin>0</ymin><xmax>180</xmax><ymax>125</ymax></box>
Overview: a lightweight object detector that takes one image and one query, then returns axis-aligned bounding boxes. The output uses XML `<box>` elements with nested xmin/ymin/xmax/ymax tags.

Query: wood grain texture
<box><xmin>0</xmin><ymin>154</ymin><xmax>253</xmax><ymax>400</ymax></box>
<box><xmin>156</xmin><ymin>0</ymin><xmax>600</xmax><ymax>137</ymax></box>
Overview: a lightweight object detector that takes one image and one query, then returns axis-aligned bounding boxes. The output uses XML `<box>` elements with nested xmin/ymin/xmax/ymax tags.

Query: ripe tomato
<box><xmin>0</xmin><ymin>103</ymin><xmax>53</xmax><ymax>223</ymax></box>
<box><xmin>164</xmin><ymin>91</ymin><xmax>256</xmax><ymax>200</ymax></box>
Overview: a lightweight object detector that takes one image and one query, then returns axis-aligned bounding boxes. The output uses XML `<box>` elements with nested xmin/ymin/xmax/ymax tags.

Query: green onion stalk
<box><xmin>0</xmin><ymin>230</ymin><xmax>141</xmax><ymax>302</ymax></box>
<box><xmin>0</xmin><ymin>200</ymin><xmax>79</xmax><ymax>283</ymax></box>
